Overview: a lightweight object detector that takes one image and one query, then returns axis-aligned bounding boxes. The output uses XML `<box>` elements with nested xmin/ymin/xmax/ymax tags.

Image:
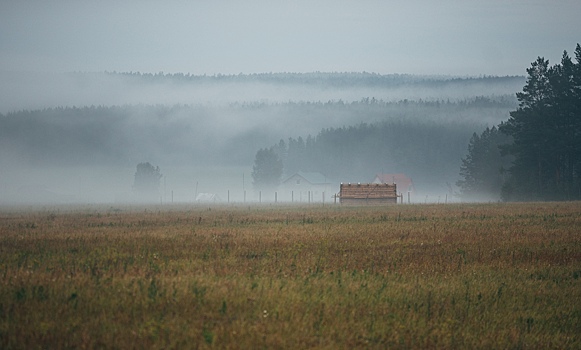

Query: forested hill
<box><xmin>0</xmin><ymin>71</ymin><xmax>524</xmax><ymax>202</ymax></box>
<box><xmin>0</xmin><ymin>96</ymin><xmax>516</xmax><ymax>169</ymax></box>
<box><xmin>0</xmin><ymin>71</ymin><xmax>524</xmax><ymax>115</ymax></box>
<box><xmin>102</xmin><ymin>71</ymin><xmax>523</xmax><ymax>88</ymax></box>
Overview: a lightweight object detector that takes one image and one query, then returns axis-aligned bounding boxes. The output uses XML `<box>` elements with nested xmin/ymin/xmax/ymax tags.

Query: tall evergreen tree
<box><xmin>500</xmin><ymin>44</ymin><xmax>581</xmax><ymax>200</ymax></box>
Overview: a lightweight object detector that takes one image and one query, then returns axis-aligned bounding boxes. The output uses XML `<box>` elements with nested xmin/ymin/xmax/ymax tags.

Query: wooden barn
<box><xmin>339</xmin><ymin>183</ymin><xmax>399</xmax><ymax>205</ymax></box>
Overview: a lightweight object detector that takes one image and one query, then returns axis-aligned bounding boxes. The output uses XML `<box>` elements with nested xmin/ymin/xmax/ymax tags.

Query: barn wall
<box><xmin>339</xmin><ymin>197</ymin><xmax>397</xmax><ymax>205</ymax></box>
<box><xmin>339</xmin><ymin>183</ymin><xmax>398</xmax><ymax>205</ymax></box>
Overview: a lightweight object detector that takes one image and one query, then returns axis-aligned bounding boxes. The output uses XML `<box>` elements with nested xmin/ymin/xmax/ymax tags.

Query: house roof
<box><xmin>283</xmin><ymin>171</ymin><xmax>331</xmax><ymax>185</ymax></box>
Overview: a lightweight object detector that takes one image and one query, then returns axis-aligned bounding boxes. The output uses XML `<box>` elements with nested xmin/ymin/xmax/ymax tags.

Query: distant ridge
<box><xmin>81</xmin><ymin>71</ymin><xmax>525</xmax><ymax>88</ymax></box>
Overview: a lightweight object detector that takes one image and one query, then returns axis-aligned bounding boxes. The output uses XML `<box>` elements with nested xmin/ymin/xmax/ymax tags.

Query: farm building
<box><xmin>195</xmin><ymin>193</ymin><xmax>221</xmax><ymax>203</ymax></box>
<box><xmin>339</xmin><ymin>183</ymin><xmax>399</xmax><ymax>205</ymax></box>
<box><xmin>281</xmin><ymin>171</ymin><xmax>333</xmax><ymax>202</ymax></box>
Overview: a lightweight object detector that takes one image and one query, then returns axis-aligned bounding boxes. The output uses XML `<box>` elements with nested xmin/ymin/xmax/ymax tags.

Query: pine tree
<box><xmin>500</xmin><ymin>44</ymin><xmax>581</xmax><ymax>200</ymax></box>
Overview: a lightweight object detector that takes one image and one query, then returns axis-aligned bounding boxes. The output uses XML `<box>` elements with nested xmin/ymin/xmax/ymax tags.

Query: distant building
<box><xmin>196</xmin><ymin>193</ymin><xmax>221</xmax><ymax>203</ymax></box>
<box><xmin>339</xmin><ymin>183</ymin><xmax>399</xmax><ymax>205</ymax></box>
<box><xmin>281</xmin><ymin>171</ymin><xmax>333</xmax><ymax>202</ymax></box>
<box><xmin>372</xmin><ymin>173</ymin><xmax>415</xmax><ymax>198</ymax></box>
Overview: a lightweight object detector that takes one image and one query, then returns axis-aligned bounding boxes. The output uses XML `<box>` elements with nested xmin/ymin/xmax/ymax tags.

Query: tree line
<box><xmin>1</xmin><ymin>97</ymin><xmax>513</xmax><ymax>169</ymax></box>
<box><xmin>252</xmin><ymin>120</ymin><xmax>478</xmax><ymax>194</ymax></box>
<box><xmin>102</xmin><ymin>71</ymin><xmax>523</xmax><ymax>89</ymax></box>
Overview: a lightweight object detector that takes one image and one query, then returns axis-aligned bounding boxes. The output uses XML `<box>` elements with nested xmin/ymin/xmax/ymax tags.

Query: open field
<box><xmin>0</xmin><ymin>202</ymin><xmax>580</xmax><ymax>349</ymax></box>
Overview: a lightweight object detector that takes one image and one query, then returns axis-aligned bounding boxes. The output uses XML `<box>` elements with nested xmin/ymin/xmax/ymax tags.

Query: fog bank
<box><xmin>0</xmin><ymin>71</ymin><xmax>523</xmax><ymax>114</ymax></box>
<box><xmin>0</xmin><ymin>73</ymin><xmax>524</xmax><ymax>204</ymax></box>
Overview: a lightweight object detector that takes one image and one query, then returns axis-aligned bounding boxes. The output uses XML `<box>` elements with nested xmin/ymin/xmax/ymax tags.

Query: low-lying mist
<box><xmin>0</xmin><ymin>71</ymin><xmax>523</xmax><ymax>115</ymax></box>
<box><xmin>0</xmin><ymin>72</ymin><xmax>523</xmax><ymax>204</ymax></box>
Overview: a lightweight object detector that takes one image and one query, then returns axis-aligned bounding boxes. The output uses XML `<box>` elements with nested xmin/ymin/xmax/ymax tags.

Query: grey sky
<box><xmin>0</xmin><ymin>0</ymin><xmax>579</xmax><ymax>76</ymax></box>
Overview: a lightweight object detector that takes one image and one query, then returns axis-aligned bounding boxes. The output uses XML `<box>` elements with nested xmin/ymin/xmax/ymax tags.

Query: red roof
<box><xmin>372</xmin><ymin>173</ymin><xmax>415</xmax><ymax>193</ymax></box>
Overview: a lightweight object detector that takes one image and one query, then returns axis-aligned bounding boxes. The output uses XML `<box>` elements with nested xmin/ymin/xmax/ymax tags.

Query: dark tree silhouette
<box><xmin>133</xmin><ymin>162</ymin><xmax>162</xmax><ymax>199</ymax></box>
<box><xmin>500</xmin><ymin>44</ymin><xmax>581</xmax><ymax>201</ymax></box>
<box><xmin>456</xmin><ymin>126</ymin><xmax>512</xmax><ymax>201</ymax></box>
<box><xmin>251</xmin><ymin>148</ymin><xmax>283</xmax><ymax>191</ymax></box>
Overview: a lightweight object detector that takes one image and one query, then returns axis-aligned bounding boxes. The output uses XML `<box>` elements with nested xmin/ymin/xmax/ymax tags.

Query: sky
<box><xmin>1</xmin><ymin>0</ymin><xmax>579</xmax><ymax>77</ymax></box>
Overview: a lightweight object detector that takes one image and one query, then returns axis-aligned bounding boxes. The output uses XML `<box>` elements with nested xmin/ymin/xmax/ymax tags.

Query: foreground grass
<box><xmin>0</xmin><ymin>202</ymin><xmax>580</xmax><ymax>349</ymax></box>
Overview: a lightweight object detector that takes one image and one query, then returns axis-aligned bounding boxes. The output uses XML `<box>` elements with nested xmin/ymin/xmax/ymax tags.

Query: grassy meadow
<box><xmin>0</xmin><ymin>202</ymin><xmax>580</xmax><ymax>349</ymax></box>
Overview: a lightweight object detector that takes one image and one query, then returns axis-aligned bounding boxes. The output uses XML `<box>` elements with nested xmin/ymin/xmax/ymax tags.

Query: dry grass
<box><xmin>0</xmin><ymin>202</ymin><xmax>580</xmax><ymax>349</ymax></box>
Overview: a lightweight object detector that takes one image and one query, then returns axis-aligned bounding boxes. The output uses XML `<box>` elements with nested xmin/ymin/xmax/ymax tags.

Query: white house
<box><xmin>280</xmin><ymin>171</ymin><xmax>333</xmax><ymax>202</ymax></box>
